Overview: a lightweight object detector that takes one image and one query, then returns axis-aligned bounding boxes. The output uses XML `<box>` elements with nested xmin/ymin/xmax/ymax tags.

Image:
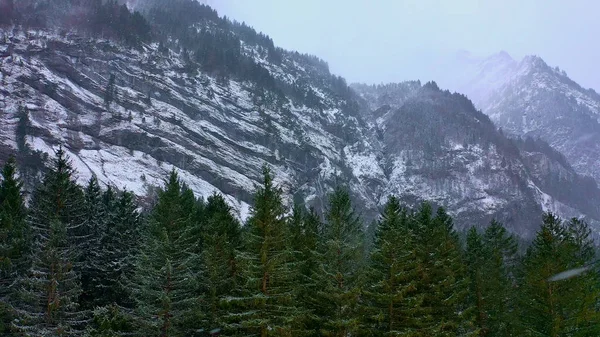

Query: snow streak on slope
<box><xmin>1</xmin><ymin>29</ymin><xmax>600</xmax><ymax>237</ymax></box>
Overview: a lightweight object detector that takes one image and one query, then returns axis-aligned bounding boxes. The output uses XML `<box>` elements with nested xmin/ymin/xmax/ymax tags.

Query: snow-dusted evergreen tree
<box><xmin>0</xmin><ymin>157</ymin><xmax>29</xmax><ymax>334</ymax></box>
<box><xmin>288</xmin><ymin>205</ymin><xmax>322</xmax><ymax>336</ymax></box>
<box><xmin>84</xmin><ymin>188</ymin><xmax>142</xmax><ymax>337</ymax></box>
<box><xmin>466</xmin><ymin>220</ymin><xmax>519</xmax><ymax>336</ymax></box>
<box><xmin>79</xmin><ymin>176</ymin><xmax>106</xmax><ymax>310</ymax></box>
<box><xmin>315</xmin><ymin>187</ymin><xmax>364</xmax><ymax>337</ymax></box>
<box><xmin>518</xmin><ymin>213</ymin><xmax>600</xmax><ymax>336</ymax></box>
<box><xmin>11</xmin><ymin>147</ymin><xmax>88</xmax><ymax>336</ymax></box>
<box><xmin>413</xmin><ymin>204</ymin><xmax>476</xmax><ymax>336</ymax></box>
<box><xmin>102</xmin><ymin>189</ymin><xmax>141</xmax><ymax>308</ymax></box>
<box><xmin>129</xmin><ymin>170</ymin><xmax>202</xmax><ymax>336</ymax></box>
<box><xmin>231</xmin><ymin>166</ymin><xmax>302</xmax><ymax>337</ymax></box>
<box><xmin>198</xmin><ymin>192</ymin><xmax>242</xmax><ymax>334</ymax></box>
<box><xmin>361</xmin><ymin>196</ymin><xmax>424</xmax><ymax>335</ymax></box>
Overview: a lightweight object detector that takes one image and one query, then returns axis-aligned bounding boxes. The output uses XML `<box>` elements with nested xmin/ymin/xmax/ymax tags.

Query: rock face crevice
<box><xmin>1</xmin><ymin>29</ymin><xmax>599</xmax><ymax>238</ymax></box>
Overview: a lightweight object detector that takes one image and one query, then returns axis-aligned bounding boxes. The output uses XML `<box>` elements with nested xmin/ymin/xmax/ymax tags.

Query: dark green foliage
<box><xmin>288</xmin><ymin>205</ymin><xmax>322</xmax><ymax>336</ymax></box>
<box><xmin>0</xmin><ymin>157</ymin><xmax>28</xmax><ymax>334</ymax></box>
<box><xmin>232</xmin><ymin>166</ymin><xmax>302</xmax><ymax>336</ymax></box>
<box><xmin>2</xmin><ymin>150</ymin><xmax>599</xmax><ymax>336</ymax></box>
<box><xmin>466</xmin><ymin>221</ymin><xmax>519</xmax><ymax>336</ymax></box>
<box><xmin>79</xmin><ymin>176</ymin><xmax>106</xmax><ymax>310</ymax></box>
<box><xmin>129</xmin><ymin>170</ymin><xmax>202</xmax><ymax>336</ymax></box>
<box><xmin>412</xmin><ymin>204</ymin><xmax>476</xmax><ymax>336</ymax></box>
<box><xmin>84</xmin><ymin>304</ymin><xmax>136</xmax><ymax>337</ymax></box>
<box><xmin>315</xmin><ymin>187</ymin><xmax>364</xmax><ymax>336</ymax></box>
<box><xmin>198</xmin><ymin>193</ymin><xmax>242</xmax><ymax>333</ymax></box>
<box><xmin>11</xmin><ymin>147</ymin><xmax>88</xmax><ymax>335</ymax></box>
<box><xmin>104</xmin><ymin>190</ymin><xmax>141</xmax><ymax>307</ymax></box>
<box><xmin>362</xmin><ymin>196</ymin><xmax>424</xmax><ymax>336</ymax></box>
<box><xmin>518</xmin><ymin>213</ymin><xmax>600</xmax><ymax>336</ymax></box>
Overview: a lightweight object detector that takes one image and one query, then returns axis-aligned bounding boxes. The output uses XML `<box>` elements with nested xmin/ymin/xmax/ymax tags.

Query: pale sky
<box><xmin>209</xmin><ymin>0</ymin><xmax>600</xmax><ymax>91</ymax></box>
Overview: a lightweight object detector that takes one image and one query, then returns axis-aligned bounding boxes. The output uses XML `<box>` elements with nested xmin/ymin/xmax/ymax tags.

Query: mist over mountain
<box><xmin>445</xmin><ymin>50</ymin><xmax>600</xmax><ymax>185</ymax></box>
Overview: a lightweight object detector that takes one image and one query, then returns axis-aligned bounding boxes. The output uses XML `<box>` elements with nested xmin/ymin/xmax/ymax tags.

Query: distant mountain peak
<box><xmin>448</xmin><ymin>50</ymin><xmax>600</xmax><ymax>189</ymax></box>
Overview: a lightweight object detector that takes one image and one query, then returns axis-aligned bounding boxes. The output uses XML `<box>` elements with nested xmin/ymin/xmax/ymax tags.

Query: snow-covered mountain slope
<box><xmin>448</xmin><ymin>51</ymin><xmax>600</xmax><ymax>184</ymax></box>
<box><xmin>0</xmin><ymin>28</ymin><xmax>379</xmax><ymax>223</ymax></box>
<box><xmin>1</xmin><ymin>7</ymin><xmax>600</xmax><ymax>238</ymax></box>
<box><xmin>353</xmin><ymin>82</ymin><xmax>600</xmax><ymax>237</ymax></box>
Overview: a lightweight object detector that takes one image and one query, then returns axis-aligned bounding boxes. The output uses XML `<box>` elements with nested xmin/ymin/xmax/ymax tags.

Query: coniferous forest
<box><xmin>1</xmin><ymin>150</ymin><xmax>599</xmax><ymax>337</ymax></box>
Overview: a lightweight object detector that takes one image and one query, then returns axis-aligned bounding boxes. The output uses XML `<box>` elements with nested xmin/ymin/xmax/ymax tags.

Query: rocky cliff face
<box><xmin>1</xmin><ymin>5</ymin><xmax>599</xmax><ymax>237</ymax></box>
<box><xmin>447</xmin><ymin>51</ymin><xmax>600</xmax><ymax>185</ymax></box>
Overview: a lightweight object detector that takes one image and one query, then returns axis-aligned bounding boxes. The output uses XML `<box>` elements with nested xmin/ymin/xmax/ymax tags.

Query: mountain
<box><xmin>447</xmin><ymin>51</ymin><xmax>600</xmax><ymax>184</ymax></box>
<box><xmin>1</xmin><ymin>0</ymin><xmax>599</xmax><ymax>238</ymax></box>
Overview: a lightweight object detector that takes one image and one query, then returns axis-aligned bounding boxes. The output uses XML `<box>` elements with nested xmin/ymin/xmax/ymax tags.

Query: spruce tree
<box><xmin>315</xmin><ymin>187</ymin><xmax>364</xmax><ymax>337</ymax></box>
<box><xmin>198</xmin><ymin>192</ymin><xmax>242</xmax><ymax>334</ymax></box>
<box><xmin>288</xmin><ymin>205</ymin><xmax>322</xmax><ymax>336</ymax></box>
<box><xmin>561</xmin><ymin>218</ymin><xmax>600</xmax><ymax>336</ymax></box>
<box><xmin>362</xmin><ymin>196</ymin><xmax>424</xmax><ymax>336</ymax></box>
<box><xmin>518</xmin><ymin>213</ymin><xmax>600</xmax><ymax>336</ymax></box>
<box><xmin>466</xmin><ymin>227</ymin><xmax>487</xmax><ymax>334</ymax></box>
<box><xmin>0</xmin><ymin>157</ymin><xmax>28</xmax><ymax>334</ymax></box>
<box><xmin>413</xmin><ymin>204</ymin><xmax>476</xmax><ymax>336</ymax></box>
<box><xmin>232</xmin><ymin>166</ymin><xmax>301</xmax><ymax>337</ymax></box>
<box><xmin>79</xmin><ymin>176</ymin><xmax>106</xmax><ymax>310</ymax></box>
<box><xmin>129</xmin><ymin>170</ymin><xmax>202</xmax><ymax>336</ymax></box>
<box><xmin>11</xmin><ymin>147</ymin><xmax>88</xmax><ymax>336</ymax></box>
<box><xmin>480</xmin><ymin>220</ymin><xmax>519</xmax><ymax>336</ymax></box>
<box><xmin>105</xmin><ymin>190</ymin><xmax>141</xmax><ymax>307</ymax></box>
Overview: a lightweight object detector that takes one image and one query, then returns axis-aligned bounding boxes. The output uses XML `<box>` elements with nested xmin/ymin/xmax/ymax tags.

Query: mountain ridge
<box><xmin>449</xmin><ymin>50</ymin><xmax>600</xmax><ymax>184</ymax></box>
<box><xmin>1</xmin><ymin>0</ymin><xmax>600</xmax><ymax>238</ymax></box>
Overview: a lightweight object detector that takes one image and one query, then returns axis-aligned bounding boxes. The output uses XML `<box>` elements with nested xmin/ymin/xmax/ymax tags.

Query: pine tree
<box><xmin>315</xmin><ymin>187</ymin><xmax>364</xmax><ymax>337</ymax></box>
<box><xmin>0</xmin><ymin>157</ymin><xmax>29</xmax><ymax>334</ymax></box>
<box><xmin>362</xmin><ymin>196</ymin><xmax>424</xmax><ymax>336</ymax></box>
<box><xmin>518</xmin><ymin>213</ymin><xmax>600</xmax><ymax>336</ymax></box>
<box><xmin>232</xmin><ymin>166</ymin><xmax>301</xmax><ymax>337</ymax></box>
<box><xmin>198</xmin><ymin>192</ymin><xmax>242</xmax><ymax>334</ymax></box>
<box><xmin>129</xmin><ymin>170</ymin><xmax>202</xmax><ymax>336</ymax></box>
<box><xmin>11</xmin><ymin>147</ymin><xmax>88</xmax><ymax>336</ymax></box>
<box><xmin>413</xmin><ymin>204</ymin><xmax>476</xmax><ymax>336</ymax></box>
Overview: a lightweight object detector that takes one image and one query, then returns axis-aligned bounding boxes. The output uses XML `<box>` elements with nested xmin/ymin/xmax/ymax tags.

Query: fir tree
<box><xmin>129</xmin><ymin>170</ymin><xmax>202</xmax><ymax>336</ymax></box>
<box><xmin>198</xmin><ymin>192</ymin><xmax>242</xmax><ymax>334</ymax></box>
<box><xmin>79</xmin><ymin>176</ymin><xmax>106</xmax><ymax>310</ymax></box>
<box><xmin>413</xmin><ymin>204</ymin><xmax>476</xmax><ymax>336</ymax></box>
<box><xmin>288</xmin><ymin>205</ymin><xmax>322</xmax><ymax>336</ymax></box>
<box><xmin>466</xmin><ymin>227</ymin><xmax>487</xmax><ymax>334</ymax></box>
<box><xmin>362</xmin><ymin>196</ymin><xmax>424</xmax><ymax>336</ymax></box>
<box><xmin>11</xmin><ymin>147</ymin><xmax>88</xmax><ymax>336</ymax></box>
<box><xmin>0</xmin><ymin>157</ymin><xmax>28</xmax><ymax>334</ymax></box>
<box><xmin>561</xmin><ymin>218</ymin><xmax>600</xmax><ymax>336</ymax></box>
<box><xmin>480</xmin><ymin>220</ymin><xmax>519</xmax><ymax>336</ymax></box>
<box><xmin>518</xmin><ymin>213</ymin><xmax>600</xmax><ymax>336</ymax></box>
<box><xmin>232</xmin><ymin>166</ymin><xmax>301</xmax><ymax>337</ymax></box>
<box><xmin>104</xmin><ymin>190</ymin><xmax>142</xmax><ymax>307</ymax></box>
<box><xmin>315</xmin><ymin>187</ymin><xmax>364</xmax><ymax>337</ymax></box>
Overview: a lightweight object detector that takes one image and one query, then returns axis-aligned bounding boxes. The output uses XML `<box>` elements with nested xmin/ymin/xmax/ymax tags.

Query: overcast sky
<box><xmin>210</xmin><ymin>0</ymin><xmax>599</xmax><ymax>91</ymax></box>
